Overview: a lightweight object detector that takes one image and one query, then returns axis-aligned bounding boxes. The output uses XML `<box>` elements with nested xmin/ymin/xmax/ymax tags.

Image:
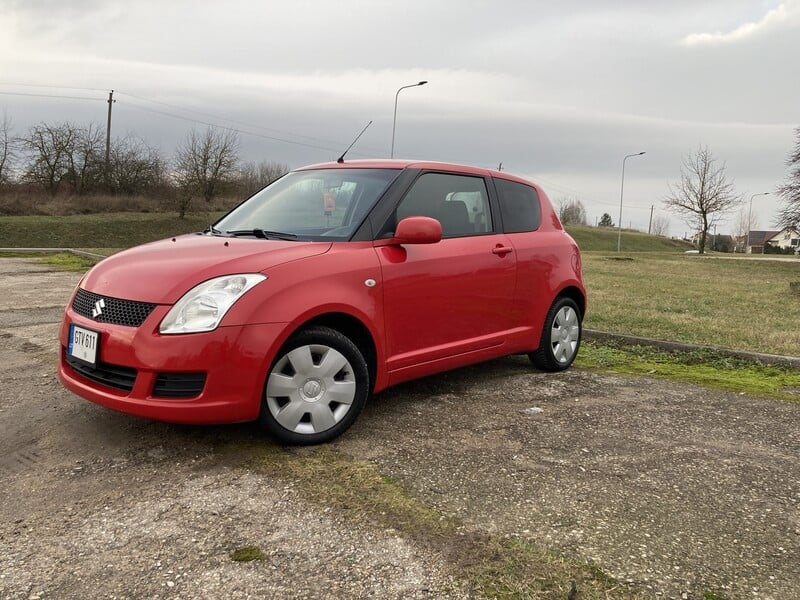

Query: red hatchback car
<box><xmin>58</xmin><ymin>160</ymin><xmax>585</xmax><ymax>444</ymax></box>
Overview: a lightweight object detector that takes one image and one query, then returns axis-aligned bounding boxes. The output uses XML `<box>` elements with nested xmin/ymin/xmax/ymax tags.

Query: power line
<box><xmin>0</xmin><ymin>91</ymin><xmax>105</xmax><ymax>102</ymax></box>
<box><xmin>0</xmin><ymin>84</ymin><xmax>380</xmax><ymax>157</ymax></box>
<box><xmin>121</xmin><ymin>101</ymin><xmax>343</xmax><ymax>154</ymax></box>
<box><xmin>0</xmin><ymin>82</ymin><xmax>108</xmax><ymax>93</ymax></box>
<box><xmin>115</xmin><ymin>90</ymin><xmax>353</xmax><ymax>149</ymax></box>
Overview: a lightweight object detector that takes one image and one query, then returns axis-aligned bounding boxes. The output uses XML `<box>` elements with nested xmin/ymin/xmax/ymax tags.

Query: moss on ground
<box><xmin>216</xmin><ymin>442</ymin><xmax>643</xmax><ymax>599</ymax></box>
<box><xmin>577</xmin><ymin>341</ymin><xmax>800</xmax><ymax>401</ymax></box>
<box><xmin>230</xmin><ymin>546</ymin><xmax>266</xmax><ymax>562</ymax></box>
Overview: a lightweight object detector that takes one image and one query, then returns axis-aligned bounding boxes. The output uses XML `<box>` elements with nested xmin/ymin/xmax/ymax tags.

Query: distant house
<box><xmin>765</xmin><ymin>227</ymin><xmax>800</xmax><ymax>254</ymax></box>
<box><xmin>747</xmin><ymin>230</ymin><xmax>780</xmax><ymax>254</ymax></box>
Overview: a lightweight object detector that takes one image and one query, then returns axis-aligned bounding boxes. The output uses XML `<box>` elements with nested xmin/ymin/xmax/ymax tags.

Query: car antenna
<box><xmin>337</xmin><ymin>120</ymin><xmax>372</xmax><ymax>163</ymax></box>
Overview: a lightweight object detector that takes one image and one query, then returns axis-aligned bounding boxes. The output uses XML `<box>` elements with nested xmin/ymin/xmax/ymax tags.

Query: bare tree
<box><xmin>238</xmin><ymin>160</ymin><xmax>289</xmax><ymax>196</ymax></box>
<box><xmin>731</xmin><ymin>206</ymin><xmax>758</xmax><ymax>252</ymax></box>
<box><xmin>109</xmin><ymin>135</ymin><xmax>166</xmax><ymax>195</ymax></box>
<box><xmin>650</xmin><ymin>214</ymin><xmax>670</xmax><ymax>237</ymax></box>
<box><xmin>63</xmin><ymin>123</ymin><xmax>105</xmax><ymax>195</ymax></box>
<box><xmin>0</xmin><ymin>111</ymin><xmax>17</xmax><ymax>186</ymax></box>
<box><xmin>776</xmin><ymin>126</ymin><xmax>800</xmax><ymax>228</ymax></box>
<box><xmin>174</xmin><ymin>127</ymin><xmax>239</xmax><ymax>216</ymax></box>
<box><xmin>557</xmin><ymin>197</ymin><xmax>587</xmax><ymax>225</ymax></box>
<box><xmin>663</xmin><ymin>146</ymin><xmax>741</xmax><ymax>254</ymax></box>
<box><xmin>22</xmin><ymin>122</ymin><xmax>78</xmax><ymax>195</ymax></box>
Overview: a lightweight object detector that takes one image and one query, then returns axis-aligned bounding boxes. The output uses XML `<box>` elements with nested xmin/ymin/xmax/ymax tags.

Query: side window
<box><xmin>394</xmin><ymin>173</ymin><xmax>492</xmax><ymax>238</ymax></box>
<box><xmin>494</xmin><ymin>178</ymin><xmax>541</xmax><ymax>233</ymax></box>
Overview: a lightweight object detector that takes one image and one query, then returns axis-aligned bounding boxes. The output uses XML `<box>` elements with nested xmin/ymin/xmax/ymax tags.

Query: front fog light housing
<box><xmin>160</xmin><ymin>274</ymin><xmax>266</xmax><ymax>334</ymax></box>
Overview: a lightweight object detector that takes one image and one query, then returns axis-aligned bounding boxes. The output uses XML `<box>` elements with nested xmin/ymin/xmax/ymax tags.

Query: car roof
<box><xmin>294</xmin><ymin>159</ymin><xmax>536</xmax><ymax>187</ymax></box>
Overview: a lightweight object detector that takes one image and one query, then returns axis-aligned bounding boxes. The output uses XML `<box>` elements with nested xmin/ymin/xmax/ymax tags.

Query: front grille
<box><xmin>153</xmin><ymin>372</ymin><xmax>207</xmax><ymax>399</ymax></box>
<box><xmin>73</xmin><ymin>288</ymin><xmax>156</xmax><ymax>327</ymax></box>
<box><xmin>65</xmin><ymin>354</ymin><xmax>137</xmax><ymax>392</ymax></box>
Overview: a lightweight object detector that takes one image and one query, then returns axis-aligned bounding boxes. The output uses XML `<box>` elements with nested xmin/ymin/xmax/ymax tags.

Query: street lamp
<box><xmin>390</xmin><ymin>80</ymin><xmax>427</xmax><ymax>158</ymax></box>
<box><xmin>747</xmin><ymin>192</ymin><xmax>770</xmax><ymax>254</ymax></box>
<box><xmin>617</xmin><ymin>151</ymin><xmax>646</xmax><ymax>252</ymax></box>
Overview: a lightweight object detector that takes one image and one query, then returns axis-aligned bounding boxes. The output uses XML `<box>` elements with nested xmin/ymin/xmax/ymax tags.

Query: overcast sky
<box><xmin>1</xmin><ymin>0</ymin><xmax>798</xmax><ymax>235</ymax></box>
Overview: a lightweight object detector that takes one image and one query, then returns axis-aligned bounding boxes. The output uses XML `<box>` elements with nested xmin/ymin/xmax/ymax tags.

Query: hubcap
<box><xmin>266</xmin><ymin>344</ymin><xmax>356</xmax><ymax>435</ymax></box>
<box><xmin>550</xmin><ymin>306</ymin><xmax>580</xmax><ymax>363</ymax></box>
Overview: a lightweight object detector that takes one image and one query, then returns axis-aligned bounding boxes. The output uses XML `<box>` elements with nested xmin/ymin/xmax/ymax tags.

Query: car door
<box><xmin>493</xmin><ymin>176</ymin><xmax>560</xmax><ymax>332</ymax></box>
<box><xmin>375</xmin><ymin>171</ymin><xmax>517</xmax><ymax>378</ymax></box>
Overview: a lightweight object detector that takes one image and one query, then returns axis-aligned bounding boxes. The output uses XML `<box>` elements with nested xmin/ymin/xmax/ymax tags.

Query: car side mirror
<box><xmin>387</xmin><ymin>216</ymin><xmax>442</xmax><ymax>245</ymax></box>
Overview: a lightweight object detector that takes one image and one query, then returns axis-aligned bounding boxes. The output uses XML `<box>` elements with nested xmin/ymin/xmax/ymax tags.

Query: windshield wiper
<box><xmin>204</xmin><ymin>225</ymin><xmax>224</xmax><ymax>236</ymax></box>
<box><xmin>225</xmin><ymin>228</ymin><xmax>298</xmax><ymax>241</ymax></box>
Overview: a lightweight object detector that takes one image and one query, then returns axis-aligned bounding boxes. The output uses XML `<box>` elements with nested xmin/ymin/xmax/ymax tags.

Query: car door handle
<box><xmin>492</xmin><ymin>245</ymin><xmax>513</xmax><ymax>256</ymax></box>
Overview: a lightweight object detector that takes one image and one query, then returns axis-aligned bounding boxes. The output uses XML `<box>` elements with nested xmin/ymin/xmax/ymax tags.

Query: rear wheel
<box><xmin>260</xmin><ymin>326</ymin><xmax>369</xmax><ymax>445</ymax></box>
<box><xmin>529</xmin><ymin>297</ymin><xmax>582</xmax><ymax>371</ymax></box>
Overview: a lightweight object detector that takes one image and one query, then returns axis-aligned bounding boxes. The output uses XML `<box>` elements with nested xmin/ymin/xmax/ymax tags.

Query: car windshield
<box><xmin>215</xmin><ymin>168</ymin><xmax>400</xmax><ymax>241</ymax></box>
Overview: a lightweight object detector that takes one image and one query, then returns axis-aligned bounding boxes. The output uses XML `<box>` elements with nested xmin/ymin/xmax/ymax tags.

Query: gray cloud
<box><xmin>0</xmin><ymin>0</ymin><xmax>797</xmax><ymax>231</ymax></box>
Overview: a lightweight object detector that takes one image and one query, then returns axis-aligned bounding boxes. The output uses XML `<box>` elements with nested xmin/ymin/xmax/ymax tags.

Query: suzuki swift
<box><xmin>59</xmin><ymin>160</ymin><xmax>586</xmax><ymax>445</ymax></box>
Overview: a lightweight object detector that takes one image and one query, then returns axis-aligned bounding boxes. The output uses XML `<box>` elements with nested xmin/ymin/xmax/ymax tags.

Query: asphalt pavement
<box><xmin>1</xmin><ymin>257</ymin><xmax>798</xmax><ymax>600</ymax></box>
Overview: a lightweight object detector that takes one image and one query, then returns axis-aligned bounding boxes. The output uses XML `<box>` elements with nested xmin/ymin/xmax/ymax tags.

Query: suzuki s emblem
<box><xmin>92</xmin><ymin>298</ymin><xmax>106</xmax><ymax>318</ymax></box>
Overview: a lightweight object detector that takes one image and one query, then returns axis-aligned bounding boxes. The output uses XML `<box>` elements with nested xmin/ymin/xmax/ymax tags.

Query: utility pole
<box><xmin>105</xmin><ymin>90</ymin><xmax>115</xmax><ymax>184</ymax></box>
<box><xmin>648</xmin><ymin>205</ymin><xmax>654</xmax><ymax>234</ymax></box>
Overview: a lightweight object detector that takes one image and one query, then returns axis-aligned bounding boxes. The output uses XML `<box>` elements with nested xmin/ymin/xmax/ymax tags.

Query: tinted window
<box><xmin>394</xmin><ymin>173</ymin><xmax>492</xmax><ymax>238</ymax></box>
<box><xmin>495</xmin><ymin>178</ymin><xmax>540</xmax><ymax>233</ymax></box>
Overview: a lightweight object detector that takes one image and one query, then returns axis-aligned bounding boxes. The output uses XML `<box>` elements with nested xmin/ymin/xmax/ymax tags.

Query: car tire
<box><xmin>529</xmin><ymin>297</ymin><xmax>582</xmax><ymax>372</ymax></box>
<box><xmin>260</xmin><ymin>326</ymin><xmax>369</xmax><ymax>445</ymax></box>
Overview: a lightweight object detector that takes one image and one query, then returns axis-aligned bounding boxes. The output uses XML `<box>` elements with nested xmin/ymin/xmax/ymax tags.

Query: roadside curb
<box><xmin>584</xmin><ymin>328</ymin><xmax>800</xmax><ymax>369</ymax></box>
<box><xmin>0</xmin><ymin>247</ymin><xmax>107</xmax><ymax>260</ymax></box>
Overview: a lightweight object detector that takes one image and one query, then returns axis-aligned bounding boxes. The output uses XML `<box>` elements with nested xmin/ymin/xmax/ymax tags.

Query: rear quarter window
<box><xmin>494</xmin><ymin>178</ymin><xmax>541</xmax><ymax>233</ymax></box>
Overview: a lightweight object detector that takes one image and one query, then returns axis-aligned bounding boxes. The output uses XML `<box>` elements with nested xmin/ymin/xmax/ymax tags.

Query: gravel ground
<box><xmin>1</xmin><ymin>257</ymin><xmax>798</xmax><ymax>599</ymax></box>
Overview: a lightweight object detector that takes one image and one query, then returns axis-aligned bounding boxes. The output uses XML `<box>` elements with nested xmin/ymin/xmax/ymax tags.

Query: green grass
<box><xmin>38</xmin><ymin>253</ymin><xmax>99</xmax><ymax>272</ymax></box>
<box><xmin>565</xmin><ymin>225</ymin><xmax>693</xmax><ymax>253</ymax></box>
<box><xmin>582</xmin><ymin>253</ymin><xmax>800</xmax><ymax>357</ymax></box>
<box><xmin>578</xmin><ymin>341</ymin><xmax>800</xmax><ymax>401</ymax></box>
<box><xmin>0</xmin><ymin>212</ymin><xmax>224</xmax><ymax>248</ymax></box>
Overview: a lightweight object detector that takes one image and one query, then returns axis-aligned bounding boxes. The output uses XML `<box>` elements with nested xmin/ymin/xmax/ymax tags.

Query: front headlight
<box><xmin>159</xmin><ymin>274</ymin><xmax>267</xmax><ymax>334</ymax></box>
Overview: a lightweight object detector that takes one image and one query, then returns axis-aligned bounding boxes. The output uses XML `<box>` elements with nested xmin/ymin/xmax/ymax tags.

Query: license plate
<box><xmin>68</xmin><ymin>324</ymin><xmax>99</xmax><ymax>367</ymax></box>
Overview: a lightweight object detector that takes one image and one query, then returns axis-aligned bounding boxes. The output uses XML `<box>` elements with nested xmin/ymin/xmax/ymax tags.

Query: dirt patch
<box><xmin>0</xmin><ymin>258</ymin><xmax>798</xmax><ymax>599</ymax></box>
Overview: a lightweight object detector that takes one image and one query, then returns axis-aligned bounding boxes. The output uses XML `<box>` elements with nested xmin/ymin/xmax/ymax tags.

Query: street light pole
<box><xmin>617</xmin><ymin>151</ymin><xmax>646</xmax><ymax>252</ymax></box>
<box><xmin>747</xmin><ymin>192</ymin><xmax>770</xmax><ymax>254</ymax></box>
<box><xmin>391</xmin><ymin>81</ymin><xmax>427</xmax><ymax>158</ymax></box>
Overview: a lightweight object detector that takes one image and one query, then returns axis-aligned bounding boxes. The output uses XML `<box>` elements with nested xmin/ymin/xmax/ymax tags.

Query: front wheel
<box><xmin>260</xmin><ymin>326</ymin><xmax>369</xmax><ymax>445</ymax></box>
<box><xmin>529</xmin><ymin>297</ymin><xmax>582</xmax><ymax>371</ymax></box>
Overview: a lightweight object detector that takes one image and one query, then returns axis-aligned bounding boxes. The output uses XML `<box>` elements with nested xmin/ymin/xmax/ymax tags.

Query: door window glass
<box><xmin>394</xmin><ymin>173</ymin><xmax>492</xmax><ymax>238</ymax></box>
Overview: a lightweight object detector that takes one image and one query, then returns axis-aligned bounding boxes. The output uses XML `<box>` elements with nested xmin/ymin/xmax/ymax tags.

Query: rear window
<box><xmin>494</xmin><ymin>178</ymin><xmax>540</xmax><ymax>233</ymax></box>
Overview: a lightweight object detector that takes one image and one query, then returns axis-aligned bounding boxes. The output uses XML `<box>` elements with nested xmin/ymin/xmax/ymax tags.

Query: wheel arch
<box><xmin>555</xmin><ymin>285</ymin><xmax>586</xmax><ymax>320</ymax></box>
<box><xmin>290</xmin><ymin>312</ymin><xmax>378</xmax><ymax>393</ymax></box>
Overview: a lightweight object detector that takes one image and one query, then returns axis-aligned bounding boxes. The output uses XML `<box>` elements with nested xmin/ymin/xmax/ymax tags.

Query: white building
<box><xmin>765</xmin><ymin>227</ymin><xmax>800</xmax><ymax>254</ymax></box>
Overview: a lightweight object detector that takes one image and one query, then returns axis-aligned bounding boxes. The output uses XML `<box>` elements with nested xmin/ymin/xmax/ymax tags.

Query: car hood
<box><xmin>81</xmin><ymin>234</ymin><xmax>332</xmax><ymax>304</ymax></box>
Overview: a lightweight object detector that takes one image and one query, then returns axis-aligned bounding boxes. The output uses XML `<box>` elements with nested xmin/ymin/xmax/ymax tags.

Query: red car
<box><xmin>58</xmin><ymin>160</ymin><xmax>585</xmax><ymax>444</ymax></box>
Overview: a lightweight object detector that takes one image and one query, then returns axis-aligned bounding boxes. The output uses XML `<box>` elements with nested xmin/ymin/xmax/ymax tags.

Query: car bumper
<box><xmin>58</xmin><ymin>307</ymin><xmax>287</xmax><ymax>424</ymax></box>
